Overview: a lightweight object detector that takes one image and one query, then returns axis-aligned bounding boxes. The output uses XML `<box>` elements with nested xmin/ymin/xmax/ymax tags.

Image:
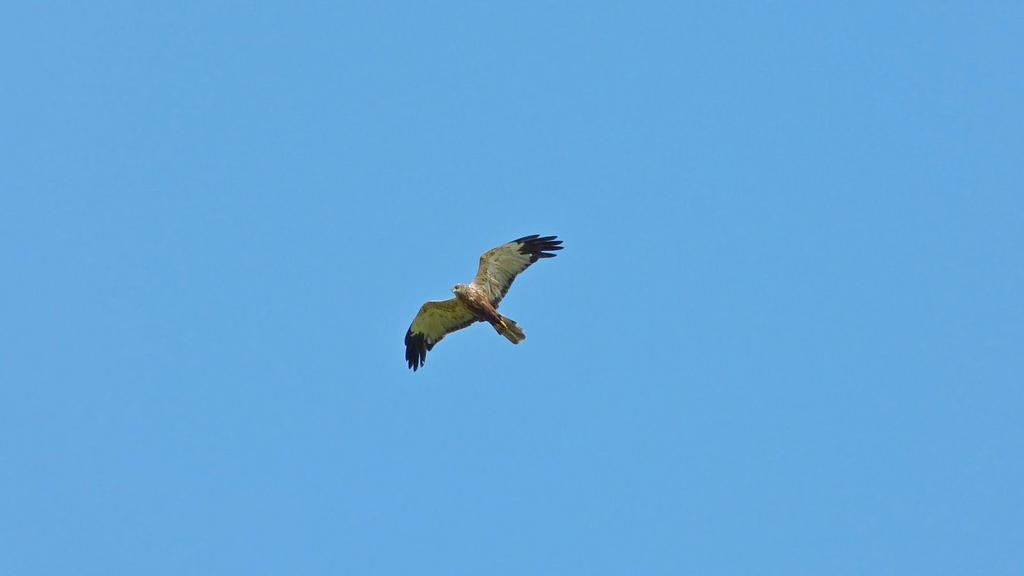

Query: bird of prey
<box><xmin>404</xmin><ymin>234</ymin><xmax>564</xmax><ymax>371</ymax></box>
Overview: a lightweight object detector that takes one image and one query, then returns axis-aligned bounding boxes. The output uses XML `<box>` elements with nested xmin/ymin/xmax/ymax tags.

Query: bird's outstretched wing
<box><xmin>471</xmin><ymin>234</ymin><xmax>563</xmax><ymax>306</ymax></box>
<box><xmin>405</xmin><ymin>298</ymin><xmax>478</xmax><ymax>371</ymax></box>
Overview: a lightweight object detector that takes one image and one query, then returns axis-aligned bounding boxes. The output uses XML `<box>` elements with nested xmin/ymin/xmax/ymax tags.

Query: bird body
<box><xmin>404</xmin><ymin>234</ymin><xmax>563</xmax><ymax>371</ymax></box>
<box><xmin>452</xmin><ymin>282</ymin><xmax>521</xmax><ymax>343</ymax></box>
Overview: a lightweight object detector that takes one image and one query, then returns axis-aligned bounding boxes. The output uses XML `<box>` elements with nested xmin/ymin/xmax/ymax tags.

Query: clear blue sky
<box><xmin>2</xmin><ymin>2</ymin><xmax>1022</xmax><ymax>574</ymax></box>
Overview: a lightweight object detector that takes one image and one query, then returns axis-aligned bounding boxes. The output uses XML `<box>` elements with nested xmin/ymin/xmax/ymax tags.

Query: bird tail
<box><xmin>494</xmin><ymin>315</ymin><xmax>526</xmax><ymax>344</ymax></box>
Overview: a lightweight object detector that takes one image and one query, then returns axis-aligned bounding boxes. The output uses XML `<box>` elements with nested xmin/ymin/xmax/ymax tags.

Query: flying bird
<box><xmin>404</xmin><ymin>234</ymin><xmax>564</xmax><ymax>371</ymax></box>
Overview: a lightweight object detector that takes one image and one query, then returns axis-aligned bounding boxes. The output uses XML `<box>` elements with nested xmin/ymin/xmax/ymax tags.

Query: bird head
<box><xmin>452</xmin><ymin>283</ymin><xmax>465</xmax><ymax>295</ymax></box>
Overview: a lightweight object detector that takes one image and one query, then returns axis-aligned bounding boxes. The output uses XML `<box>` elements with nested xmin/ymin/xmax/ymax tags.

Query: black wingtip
<box><xmin>405</xmin><ymin>329</ymin><xmax>427</xmax><ymax>371</ymax></box>
<box><xmin>515</xmin><ymin>234</ymin><xmax>564</xmax><ymax>262</ymax></box>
